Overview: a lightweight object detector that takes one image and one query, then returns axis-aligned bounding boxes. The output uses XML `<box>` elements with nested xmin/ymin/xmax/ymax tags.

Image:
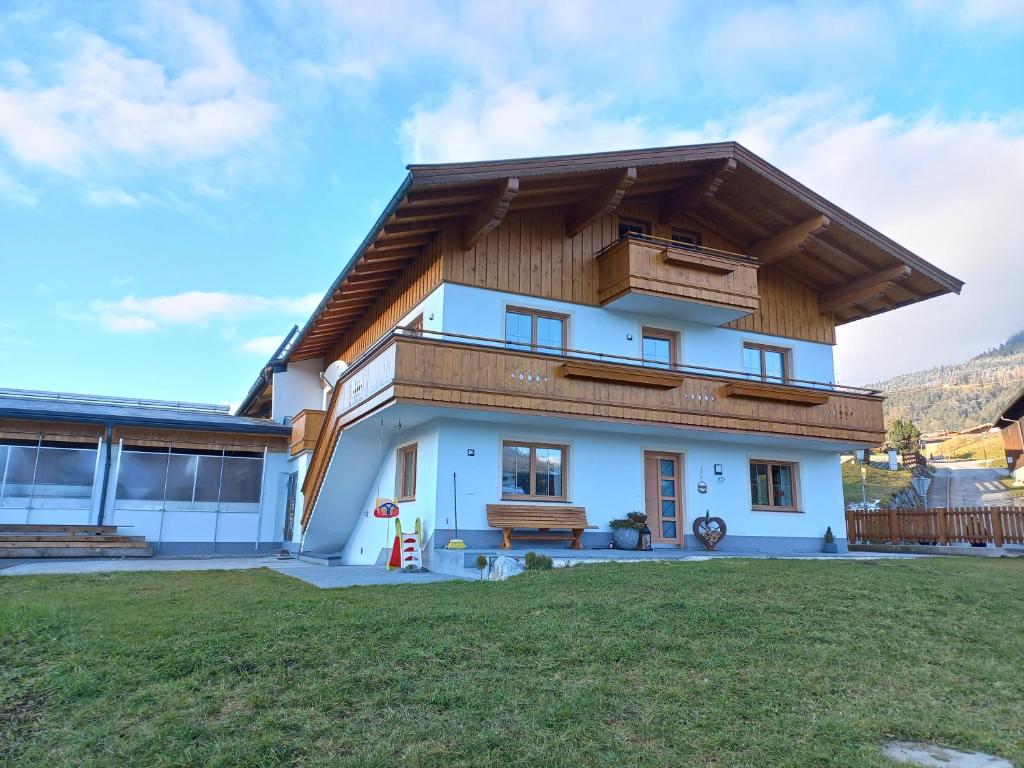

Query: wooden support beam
<box><xmin>565</xmin><ymin>167</ymin><xmax>637</xmax><ymax>237</ymax></box>
<box><xmin>658</xmin><ymin>158</ymin><xmax>736</xmax><ymax>224</ymax></box>
<box><xmin>462</xmin><ymin>177</ymin><xmax>519</xmax><ymax>250</ymax></box>
<box><xmin>749</xmin><ymin>214</ymin><xmax>830</xmax><ymax>264</ymax></box>
<box><xmin>382</xmin><ymin>220</ymin><xmax>440</xmax><ymax>236</ymax></box>
<box><xmin>818</xmin><ymin>265</ymin><xmax>911</xmax><ymax>313</ymax></box>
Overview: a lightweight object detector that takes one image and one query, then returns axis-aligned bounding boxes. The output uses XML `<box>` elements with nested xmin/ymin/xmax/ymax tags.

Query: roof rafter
<box><xmin>462</xmin><ymin>177</ymin><xmax>519</xmax><ymax>250</ymax></box>
<box><xmin>565</xmin><ymin>167</ymin><xmax>637</xmax><ymax>237</ymax></box>
<box><xmin>658</xmin><ymin>158</ymin><xmax>736</xmax><ymax>224</ymax></box>
<box><xmin>819</xmin><ymin>265</ymin><xmax>911</xmax><ymax>313</ymax></box>
<box><xmin>749</xmin><ymin>214</ymin><xmax>830</xmax><ymax>264</ymax></box>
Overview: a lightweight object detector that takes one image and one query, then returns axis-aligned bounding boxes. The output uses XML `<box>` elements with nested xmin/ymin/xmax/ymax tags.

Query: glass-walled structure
<box><xmin>0</xmin><ymin>438</ymin><xmax>100</xmax><ymax>508</ymax></box>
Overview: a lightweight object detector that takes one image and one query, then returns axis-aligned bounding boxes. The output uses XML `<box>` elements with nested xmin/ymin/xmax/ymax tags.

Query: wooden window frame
<box><xmin>671</xmin><ymin>228</ymin><xmax>702</xmax><ymax>247</ymax></box>
<box><xmin>501</xmin><ymin>441</ymin><xmax>568</xmax><ymax>502</ymax></box>
<box><xmin>505</xmin><ymin>306</ymin><xmax>569</xmax><ymax>353</ymax></box>
<box><xmin>640</xmin><ymin>326</ymin><xmax>679</xmax><ymax>368</ymax></box>
<box><xmin>743</xmin><ymin>342</ymin><xmax>792</xmax><ymax>383</ymax></box>
<box><xmin>749</xmin><ymin>459</ymin><xmax>800</xmax><ymax>512</ymax></box>
<box><xmin>396</xmin><ymin>443</ymin><xmax>418</xmax><ymax>501</ymax></box>
<box><xmin>618</xmin><ymin>217</ymin><xmax>651</xmax><ymax>238</ymax></box>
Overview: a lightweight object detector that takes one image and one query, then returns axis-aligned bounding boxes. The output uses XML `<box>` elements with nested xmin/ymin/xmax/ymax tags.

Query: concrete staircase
<box><xmin>0</xmin><ymin>524</ymin><xmax>153</xmax><ymax>558</ymax></box>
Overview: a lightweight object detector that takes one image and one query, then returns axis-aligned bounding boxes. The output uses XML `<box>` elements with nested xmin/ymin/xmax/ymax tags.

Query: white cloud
<box><xmin>0</xmin><ymin>4</ymin><xmax>276</xmax><ymax>175</ymax></box>
<box><xmin>399</xmin><ymin>85</ymin><xmax>1024</xmax><ymax>383</ymax></box>
<box><xmin>909</xmin><ymin>0</ymin><xmax>1024</xmax><ymax>28</ymax></box>
<box><xmin>238</xmin><ymin>335</ymin><xmax>287</xmax><ymax>356</ymax></box>
<box><xmin>90</xmin><ymin>290</ymin><xmax>320</xmax><ymax>333</ymax></box>
<box><xmin>0</xmin><ymin>164</ymin><xmax>36</xmax><ymax>205</ymax></box>
<box><xmin>85</xmin><ymin>186</ymin><xmax>139</xmax><ymax>208</ymax></box>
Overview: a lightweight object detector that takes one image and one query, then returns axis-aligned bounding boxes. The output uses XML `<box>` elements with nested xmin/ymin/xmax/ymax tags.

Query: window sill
<box><xmin>396</xmin><ymin>496</ymin><xmax>416</xmax><ymax>503</ymax></box>
<box><xmin>751</xmin><ymin>506</ymin><xmax>803</xmax><ymax>514</ymax></box>
<box><xmin>500</xmin><ymin>496</ymin><xmax>570</xmax><ymax>504</ymax></box>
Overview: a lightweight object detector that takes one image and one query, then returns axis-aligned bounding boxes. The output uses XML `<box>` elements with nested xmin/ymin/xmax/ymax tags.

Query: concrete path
<box><xmin>928</xmin><ymin>460</ymin><xmax>1015</xmax><ymax>508</ymax></box>
<box><xmin>0</xmin><ymin>556</ymin><xmax>466</xmax><ymax>589</ymax></box>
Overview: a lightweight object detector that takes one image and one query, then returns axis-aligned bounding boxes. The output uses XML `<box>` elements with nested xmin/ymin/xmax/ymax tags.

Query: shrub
<box><xmin>524</xmin><ymin>552</ymin><xmax>553</xmax><ymax>571</ymax></box>
<box><xmin>824</xmin><ymin>526</ymin><xmax>835</xmax><ymax>544</ymax></box>
<box><xmin>475</xmin><ymin>555</ymin><xmax>488</xmax><ymax>570</ymax></box>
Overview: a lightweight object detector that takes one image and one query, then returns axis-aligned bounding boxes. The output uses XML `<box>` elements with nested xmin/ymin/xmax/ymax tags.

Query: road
<box><xmin>927</xmin><ymin>460</ymin><xmax>1015</xmax><ymax>508</ymax></box>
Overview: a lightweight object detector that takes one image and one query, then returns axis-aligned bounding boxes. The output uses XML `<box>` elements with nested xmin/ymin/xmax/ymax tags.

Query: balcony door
<box><xmin>643</xmin><ymin>452</ymin><xmax>683</xmax><ymax>547</ymax></box>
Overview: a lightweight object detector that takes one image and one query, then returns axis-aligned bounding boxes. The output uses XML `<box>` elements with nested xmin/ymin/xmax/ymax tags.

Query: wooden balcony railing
<box><xmin>595</xmin><ymin>235</ymin><xmax>760</xmax><ymax>323</ymax></box>
<box><xmin>289</xmin><ymin>409</ymin><xmax>325</xmax><ymax>456</ymax></box>
<box><xmin>301</xmin><ymin>329</ymin><xmax>884</xmax><ymax>529</ymax></box>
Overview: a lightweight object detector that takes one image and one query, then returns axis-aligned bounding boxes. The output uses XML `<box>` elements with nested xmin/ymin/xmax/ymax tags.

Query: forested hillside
<box><xmin>873</xmin><ymin>330</ymin><xmax>1024</xmax><ymax>433</ymax></box>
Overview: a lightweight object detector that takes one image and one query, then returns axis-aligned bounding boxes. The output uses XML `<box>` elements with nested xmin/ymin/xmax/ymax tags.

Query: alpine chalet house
<box><xmin>237</xmin><ymin>143</ymin><xmax>962</xmax><ymax>568</ymax></box>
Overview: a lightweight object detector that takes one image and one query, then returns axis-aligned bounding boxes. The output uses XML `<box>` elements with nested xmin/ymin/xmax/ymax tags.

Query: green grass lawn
<box><xmin>999</xmin><ymin>477</ymin><xmax>1024</xmax><ymax>497</ymax></box>
<box><xmin>841</xmin><ymin>461</ymin><xmax>912</xmax><ymax>506</ymax></box>
<box><xmin>3</xmin><ymin>559</ymin><xmax>1024</xmax><ymax>767</ymax></box>
<box><xmin>936</xmin><ymin>431</ymin><xmax>1005</xmax><ymax>461</ymax></box>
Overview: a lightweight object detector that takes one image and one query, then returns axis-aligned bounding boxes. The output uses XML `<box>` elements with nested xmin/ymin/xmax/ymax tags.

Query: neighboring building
<box><xmin>919</xmin><ymin>432</ymin><xmax>954</xmax><ymax>460</ymax></box>
<box><xmin>236</xmin><ymin>142</ymin><xmax>962</xmax><ymax>564</ymax></box>
<box><xmin>997</xmin><ymin>386</ymin><xmax>1024</xmax><ymax>482</ymax></box>
<box><xmin>0</xmin><ymin>388</ymin><xmax>290</xmax><ymax>554</ymax></box>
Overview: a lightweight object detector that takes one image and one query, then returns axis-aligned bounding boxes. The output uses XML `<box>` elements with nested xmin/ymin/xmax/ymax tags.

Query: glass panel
<box><xmin>164</xmin><ymin>453</ymin><xmax>198</xmax><ymax>502</ymax></box>
<box><xmin>659</xmin><ymin>458</ymin><xmax>674</xmax><ymax>477</ymax></box>
<box><xmin>0</xmin><ymin>445</ymin><xmax>7</xmax><ymax>495</ymax></box>
<box><xmin>749</xmin><ymin>462</ymin><xmax>770</xmax><ymax>506</ymax></box>
<box><xmin>764</xmin><ymin>350</ymin><xmax>786</xmax><ymax>383</ymax></box>
<box><xmin>662</xmin><ymin>521</ymin><xmax>677</xmax><ymax>538</ymax></box>
<box><xmin>772</xmin><ymin>464</ymin><xmax>794</xmax><ymax>507</ymax></box>
<box><xmin>32</xmin><ymin>446</ymin><xmax>96</xmax><ymax>499</ymax></box>
<box><xmin>502</xmin><ymin>445</ymin><xmax>530</xmax><ymax>496</ymax></box>
<box><xmin>534</xmin><ymin>447</ymin><xmax>563</xmax><ymax>497</ymax></box>
<box><xmin>643</xmin><ymin>336</ymin><xmax>672</xmax><ymax>368</ymax></box>
<box><xmin>535</xmin><ymin>316</ymin><xmax>564</xmax><ymax>353</ymax></box>
<box><xmin>220</xmin><ymin>457</ymin><xmax>263</xmax><ymax>503</ymax></box>
<box><xmin>660</xmin><ymin>479</ymin><xmax>675</xmax><ymax>497</ymax></box>
<box><xmin>743</xmin><ymin>347</ymin><xmax>763</xmax><ymax>379</ymax></box>
<box><xmin>618</xmin><ymin>220</ymin><xmax>647</xmax><ymax>238</ymax></box>
<box><xmin>194</xmin><ymin>455</ymin><xmax>223</xmax><ymax>502</ymax></box>
<box><xmin>660</xmin><ymin>499</ymin><xmax>676</xmax><ymax>518</ymax></box>
<box><xmin>117</xmin><ymin>451</ymin><xmax>169</xmax><ymax>501</ymax></box>
<box><xmin>402</xmin><ymin>450</ymin><xmax>416</xmax><ymax>497</ymax></box>
<box><xmin>672</xmin><ymin>230</ymin><xmax>699</xmax><ymax>245</ymax></box>
<box><xmin>505</xmin><ymin>312</ymin><xmax>532</xmax><ymax>351</ymax></box>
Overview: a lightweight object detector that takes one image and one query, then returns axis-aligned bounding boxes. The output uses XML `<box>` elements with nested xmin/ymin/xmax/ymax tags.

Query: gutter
<box><xmin>0</xmin><ymin>407</ymin><xmax>291</xmax><ymax>436</ymax></box>
<box><xmin>283</xmin><ymin>172</ymin><xmax>415</xmax><ymax>364</ymax></box>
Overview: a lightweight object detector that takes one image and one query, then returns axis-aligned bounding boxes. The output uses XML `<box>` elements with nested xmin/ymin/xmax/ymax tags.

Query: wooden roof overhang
<box><xmin>288</xmin><ymin>142</ymin><xmax>963</xmax><ymax>362</ymax></box>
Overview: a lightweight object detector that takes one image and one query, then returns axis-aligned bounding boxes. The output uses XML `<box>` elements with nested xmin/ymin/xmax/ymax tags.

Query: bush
<box><xmin>824</xmin><ymin>526</ymin><xmax>835</xmax><ymax>544</ymax></box>
<box><xmin>524</xmin><ymin>552</ymin><xmax>553</xmax><ymax>571</ymax></box>
<box><xmin>475</xmin><ymin>555</ymin><xmax>488</xmax><ymax>570</ymax></box>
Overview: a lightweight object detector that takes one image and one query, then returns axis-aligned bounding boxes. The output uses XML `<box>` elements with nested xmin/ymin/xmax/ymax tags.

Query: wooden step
<box><xmin>0</xmin><ymin>535</ymin><xmax>146</xmax><ymax>544</ymax></box>
<box><xmin>0</xmin><ymin>524</ymin><xmax>119</xmax><ymax>535</ymax></box>
<box><xmin>0</xmin><ymin>546</ymin><xmax>153</xmax><ymax>559</ymax></box>
<box><xmin>0</xmin><ymin>539</ymin><xmax>150</xmax><ymax>549</ymax></box>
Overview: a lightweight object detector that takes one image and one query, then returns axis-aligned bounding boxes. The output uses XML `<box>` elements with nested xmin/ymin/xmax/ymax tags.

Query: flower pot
<box><xmin>612</xmin><ymin>527</ymin><xmax>640</xmax><ymax>550</ymax></box>
<box><xmin>823</xmin><ymin>542</ymin><xmax>838</xmax><ymax>554</ymax></box>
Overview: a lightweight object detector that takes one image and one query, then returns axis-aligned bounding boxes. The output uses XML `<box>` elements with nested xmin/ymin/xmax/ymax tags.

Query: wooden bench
<box><xmin>486</xmin><ymin>504</ymin><xmax>595</xmax><ymax>549</ymax></box>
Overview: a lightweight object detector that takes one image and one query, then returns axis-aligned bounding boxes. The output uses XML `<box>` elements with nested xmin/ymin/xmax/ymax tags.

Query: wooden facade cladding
<box><xmin>595</xmin><ymin>237</ymin><xmax>760</xmax><ymax>316</ymax></box>
<box><xmin>0</xmin><ymin>419</ymin><xmax>104</xmax><ymax>443</ymax></box>
<box><xmin>112</xmin><ymin>426</ymin><xmax>289</xmax><ymax>452</ymax></box>
<box><xmin>289</xmin><ymin>409</ymin><xmax>325</xmax><ymax>456</ymax></box>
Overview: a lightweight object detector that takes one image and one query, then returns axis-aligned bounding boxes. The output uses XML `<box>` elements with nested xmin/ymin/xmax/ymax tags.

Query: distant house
<box><xmin>997</xmin><ymin>385</ymin><xmax>1024</xmax><ymax>482</ymax></box>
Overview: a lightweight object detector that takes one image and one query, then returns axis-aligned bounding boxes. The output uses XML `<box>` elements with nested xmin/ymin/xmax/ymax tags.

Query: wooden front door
<box><xmin>644</xmin><ymin>452</ymin><xmax>683</xmax><ymax>546</ymax></box>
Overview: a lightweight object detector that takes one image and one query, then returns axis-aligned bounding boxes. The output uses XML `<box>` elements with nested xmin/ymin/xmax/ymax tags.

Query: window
<box><xmin>671</xmin><ymin>228</ymin><xmax>701</xmax><ymax>246</ymax></box>
<box><xmin>743</xmin><ymin>343</ymin><xmax>790</xmax><ymax>383</ymax></box>
<box><xmin>396</xmin><ymin>444</ymin><xmax>417</xmax><ymax>501</ymax></box>
<box><xmin>115</xmin><ymin>445</ymin><xmax>263</xmax><ymax>506</ymax></box>
<box><xmin>618</xmin><ymin>217</ymin><xmax>650</xmax><ymax>238</ymax></box>
<box><xmin>749</xmin><ymin>461</ymin><xmax>798</xmax><ymax>511</ymax></box>
<box><xmin>0</xmin><ymin>440</ymin><xmax>98</xmax><ymax>503</ymax></box>
<box><xmin>502</xmin><ymin>442</ymin><xmax>566</xmax><ymax>500</ymax></box>
<box><xmin>641</xmin><ymin>327</ymin><xmax>678</xmax><ymax>369</ymax></box>
<box><xmin>504</xmin><ymin>307</ymin><xmax>567</xmax><ymax>354</ymax></box>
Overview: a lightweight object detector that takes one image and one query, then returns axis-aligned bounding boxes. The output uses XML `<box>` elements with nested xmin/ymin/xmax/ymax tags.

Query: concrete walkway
<box><xmin>0</xmin><ymin>556</ymin><xmax>466</xmax><ymax>589</ymax></box>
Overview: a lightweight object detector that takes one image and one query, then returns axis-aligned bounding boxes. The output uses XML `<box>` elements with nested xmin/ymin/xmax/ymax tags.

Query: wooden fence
<box><xmin>846</xmin><ymin>506</ymin><xmax>1024</xmax><ymax>547</ymax></box>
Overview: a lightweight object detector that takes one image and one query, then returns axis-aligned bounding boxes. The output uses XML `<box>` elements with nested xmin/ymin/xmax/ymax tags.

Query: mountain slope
<box><xmin>872</xmin><ymin>330</ymin><xmax>1024</xmax><ymax>433</ymax></box>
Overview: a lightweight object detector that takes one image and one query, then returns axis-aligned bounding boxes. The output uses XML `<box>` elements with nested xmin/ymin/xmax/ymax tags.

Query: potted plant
<box><xmin>609</xmin><ymin>518</ymin><xmax>641</xmax><ymax>550</ymax></box>
<box><xmin>475</xmin><ymin>554</ymin><xmax>488</xmax><ymax>580</ymax></box>
<box><xmin>823</xmin><ymin>526</ymin><xmax>838</xmax><ymax>554</ymax></box>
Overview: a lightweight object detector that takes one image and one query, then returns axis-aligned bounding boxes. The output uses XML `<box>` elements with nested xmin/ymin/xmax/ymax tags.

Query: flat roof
<box><xmin>0</xmin><ymin>388</ymin><xmax>290</xmax><ymax>436</ymax></box>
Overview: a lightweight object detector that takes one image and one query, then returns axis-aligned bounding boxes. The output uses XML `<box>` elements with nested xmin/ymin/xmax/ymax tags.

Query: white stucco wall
<box><xmin>437</xmin><ymin>283</ymin><xmax>837</xmax><ymax>384</ymax></box>
<box><xmin>272</xmin><ymin>357</ymin><xmax>325</xmax><ymax>424</ymax></box>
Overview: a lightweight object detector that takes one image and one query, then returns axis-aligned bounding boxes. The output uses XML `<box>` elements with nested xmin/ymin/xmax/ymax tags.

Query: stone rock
<box><xmin>882</xmin><ymin>741</ymin><xmax>1012</xmax><ymax>767</ymax></box>
<box><xmin>488</xmin><ymin>555</ymin><xmax>525</xmax><ymax>581</ymax></box>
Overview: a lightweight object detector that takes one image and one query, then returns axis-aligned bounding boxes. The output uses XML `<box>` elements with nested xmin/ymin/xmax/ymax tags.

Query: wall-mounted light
<box><xmin>428</xmin><ymin>313</ymin><xmax>435</xmax><ymax>321</ymax></box>
<box><xmin>467</xmin><ymin>448</ymin><xmax>475</xmax><ymax>456</ymax></box>
<box><xmin>626</xmin><ymin>333</ymin><xmax>633</xmax><ymax>341</ymax></box>
<box><xmin>714</xmin><ymin>464</ymin><xmax>723</xmax><ymax>476</ymax></box>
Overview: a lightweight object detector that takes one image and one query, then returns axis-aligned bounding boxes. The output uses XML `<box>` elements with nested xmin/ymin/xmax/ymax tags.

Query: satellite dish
<box><xmin>322</xmin><ymin>360</ymin><xmax>348</xmax><ymax>389</ymax></box>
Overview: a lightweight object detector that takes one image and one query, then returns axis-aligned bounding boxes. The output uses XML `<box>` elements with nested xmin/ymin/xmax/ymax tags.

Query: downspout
<box><xmin>96</xmin><ymin>424</ymin><xmax>114</xmax><ymax>526</ymax></box>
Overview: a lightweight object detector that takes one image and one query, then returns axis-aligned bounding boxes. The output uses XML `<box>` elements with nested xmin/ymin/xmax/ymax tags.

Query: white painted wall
<box><xmin>437</xmin><ymin>283</ymin><xmax>837</xmax><ymax>384</ymax></box>
<box><xmin>272</xmin><ymin>357</ymin><xmax>325</xmax><ymax>424</ymax></box>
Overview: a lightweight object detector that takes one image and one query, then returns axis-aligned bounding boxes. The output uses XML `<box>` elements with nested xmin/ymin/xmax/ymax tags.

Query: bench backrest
<box><xmin>486</xmin><ymin>504</ymin><xmax>590</xmax><ymax>528</ymax></box>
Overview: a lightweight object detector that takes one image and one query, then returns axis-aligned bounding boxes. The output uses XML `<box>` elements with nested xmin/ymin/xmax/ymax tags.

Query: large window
<box><xmin>743</xmin><ymin>343</ymin><xmax>790</xmax><ymax>384</ymax></box>
<box><xmin>505</xmin><ymin>308</ymin><xmax>567</xmax><ymax>354</ymax></box>
<box><xmin>749</xmin><ymin>460</ymin><xmax>798</xmax><ymax>511</ymax></box>
<box><xmin>396</xmin><ymin>443</ymin><xmax>417</xmax><ymax>501</ymax></box>
<box><xmin>618</xmin><ymin>217</ymin><xmax>650</xmax><ymax>238</ymax></box>
<box><xmin>115</xmin><ymin>446</ymin><xmax>263</xmax><ymax>506</ymax></box>
<box><xmin>0</xmin><ymin>440</ymin><xmax>97</xmax><ymax>504</ymax></box>
<box><xmin>502</xmin><ymin>442</ymin><xmax>566</xmax><ymax>500</ymax></box>
<box><xmin>641</xmin><ymin>327</ymin><xmax>678</xmax><ymax>369</ymax></box>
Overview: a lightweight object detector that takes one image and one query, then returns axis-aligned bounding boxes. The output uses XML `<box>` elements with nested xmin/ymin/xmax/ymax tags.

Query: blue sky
<box><xmin>0</xmin><ymin>0</ymin><xmax>1022</xmax><ymax>404</ymax></box>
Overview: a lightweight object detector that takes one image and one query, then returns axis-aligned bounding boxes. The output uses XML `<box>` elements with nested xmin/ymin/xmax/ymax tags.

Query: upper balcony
<box><xmin>595</xmin><ymin>234</ymin><xmax>760</xmax><ymax>325</ymax></box>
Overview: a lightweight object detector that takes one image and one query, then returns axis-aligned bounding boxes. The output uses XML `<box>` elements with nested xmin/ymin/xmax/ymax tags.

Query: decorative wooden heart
<box><xmin>693</xmin><ymin>513</ymin><xmax>727</xmax><ymax>551</ymax></box>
